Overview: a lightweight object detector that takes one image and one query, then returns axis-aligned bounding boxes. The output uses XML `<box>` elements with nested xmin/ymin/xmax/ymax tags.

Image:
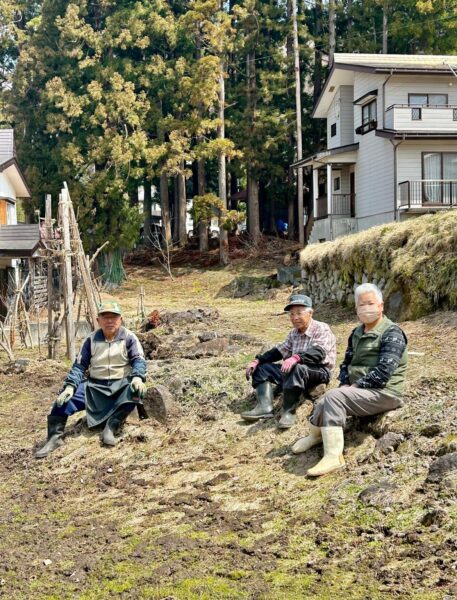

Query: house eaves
<box><xmin>291</xmin><ymin>143</ymin><xmax>359</xmax><ymax>169</ymax></box>
<box><xmin>376</xmin><ymin>129</ymin><xmax>457</xmax><ymax>140</ymax></box>
<box><xmin>0</xmin><ymin>157</ymin><xmax>32</xmax><ymax>198</ymax></box>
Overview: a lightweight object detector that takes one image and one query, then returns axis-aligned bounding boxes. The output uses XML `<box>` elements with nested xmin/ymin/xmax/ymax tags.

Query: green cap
<box><xmin>284</xmin><ymin>293</ymin><xmax>313</xmax><ymax>312</ymax></box>
<box><xmin>97</xmin><ymin>301</ymin><xmax>122</xmax><ymax>316</ymax></box>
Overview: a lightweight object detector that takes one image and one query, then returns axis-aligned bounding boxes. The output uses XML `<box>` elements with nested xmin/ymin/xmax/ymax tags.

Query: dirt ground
<box><xmin>0</xmin><ymin>261</ymin><xmax>456</xmax><ymax>600</ymax></box>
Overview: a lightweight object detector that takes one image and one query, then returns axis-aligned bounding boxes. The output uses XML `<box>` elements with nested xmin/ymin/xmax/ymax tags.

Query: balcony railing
<box><xmin>398</xmin><ymin>180</ymin><xmax>457</xmax><ymax>208</ymax></box>
<box><xmin>316</xmin><ymin>194</ymin><xmax>355</xmax><ymax>219</ymax></box>
<box><xmin>385</xmin><ymin>105</ymin><xmax>457</xmax><ymax>132</ymax></box>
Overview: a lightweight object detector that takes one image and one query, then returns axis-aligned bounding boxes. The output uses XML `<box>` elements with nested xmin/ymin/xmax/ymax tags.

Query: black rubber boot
<box><xmin>101</xmin><ymin>406</ymin><xmax>131</xmax><ymax>446</ymax></box>
<box><xmin>35</xmin><ymin>415</ymin><xmax>68</xmax><ymax>458</ymax></box>
<box><xmin>277</xmin><ymin>388</ymin><xmax>302</xmax><ymax>429</ymax></box>
<box><xmin>241</xmin><ymin>382</ymin><xmax>274</xmax><ymax>421</ymax></box>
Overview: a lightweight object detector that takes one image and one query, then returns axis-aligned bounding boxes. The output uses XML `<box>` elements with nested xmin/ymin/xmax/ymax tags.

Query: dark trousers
<box><xmin>50</xmin><ymin>382</ymin><xmax>135</xmax><ymax>421</ymax></box>
<box><xmin>252</xmin><ymin>362</ymin><xmax>330</xmax><ymax>393</ymax></box>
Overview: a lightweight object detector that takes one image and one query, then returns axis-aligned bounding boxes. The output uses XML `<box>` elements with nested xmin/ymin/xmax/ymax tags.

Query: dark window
<box><xmin>355</xmin><ymin>100</ymin><xmax>377</xmax><ymax>135</ymax></box>
<box><xmin>331</xmin><ymin>123</ymin><xmax>337</xmax><ymax>137</ymax></box>
<box><xmin>334</xmin><ymin>176</ymin><xmax>341</xmax><ymax>191</ymax></box>
<box><xmin>362</xmin><ymin>100</ymin><xmax>377</xmax><ymax>124</ymax></box>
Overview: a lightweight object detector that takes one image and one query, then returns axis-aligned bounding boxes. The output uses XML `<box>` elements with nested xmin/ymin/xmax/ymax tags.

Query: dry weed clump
<box><xmin>300</xmin><ymin>212</ymin><xmax>457</xmax><ymax>319</ymax></box>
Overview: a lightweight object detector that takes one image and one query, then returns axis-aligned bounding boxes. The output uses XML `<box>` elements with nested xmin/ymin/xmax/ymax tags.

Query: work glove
<box><xmin>130</xmin><ymin>376</ymin><xmax>147</xmax><ymax>398</ymax></box>
<box><xmin>281</xmin><ymin>354</ymin><xmax>301</xmax><ymax>373</ymax></box>
<box><xmin>57</xmin><ymin>385</ymin><xmax>74</xmax><ymax>406</ymax></box>
<box><xmin>245</xmin><ymin>359</ymin><xmax>260</xmax><ymax>380</ymax></box>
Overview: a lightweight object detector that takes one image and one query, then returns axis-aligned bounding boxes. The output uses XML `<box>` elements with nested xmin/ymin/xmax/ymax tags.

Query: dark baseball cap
<box><xmin>284</xmin><ymin>293</ymin><xmax>313</xmax><ymax>312</ymax></box>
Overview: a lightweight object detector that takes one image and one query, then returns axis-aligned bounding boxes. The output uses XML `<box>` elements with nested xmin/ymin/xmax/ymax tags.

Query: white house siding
<box><xmin>397</xmin><ymin>140</ymin><xmax>457</xmax><ymax>183</ymax></box>
<box><xmin>355</xmin><ymin>133</ymin><xmax>395</xmax><ymax>228</ymax></box>
<box><xmin>326</xmin><ymin>86</ymin><xmax>354</xmax><ymax>149</ymax></box>
<box><xmin>0</xmin><ymin>171</ymin><xmax>17</xmax><ymax>201</ymax></box>
<box><xmin>339</xmin><ymin>86</ymin><xmax>354</xmax><ymax>146</ymax></box>
<box><xmin>353</xmin><ymin>73</ymin><xmax>395</xmax><ymax>228</ymax></box>
<box><xmin>387</xmin><ymin>106</ymin><xmax>457</xmax><ymax>132</ymax></box>
<box><xmin>353</xmin><ymin>72</ymin><xmax>386</xmax><ymax>128</ymax></box>
<box><xmin>327</xmin><ymin>90</ymin><xmax>341</xmax><ymax>149</ymax></box>
<box><xmin>385</xmin><ymin>75</ymin><xmax>457</xmax><ymax>107</ymax></box>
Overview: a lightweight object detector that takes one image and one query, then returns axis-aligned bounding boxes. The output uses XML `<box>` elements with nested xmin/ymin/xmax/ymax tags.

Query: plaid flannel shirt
<box><xmin>276</xmin><ymin>319</ymin><xmax>337</xmax><ymax>372</ymax></box>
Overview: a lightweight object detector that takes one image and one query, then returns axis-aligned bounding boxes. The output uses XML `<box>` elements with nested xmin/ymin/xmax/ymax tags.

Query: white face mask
<box><xmin>357</xmin><ymin>305</ymin><xmax>382</xmax><ymax>324</ymax></box>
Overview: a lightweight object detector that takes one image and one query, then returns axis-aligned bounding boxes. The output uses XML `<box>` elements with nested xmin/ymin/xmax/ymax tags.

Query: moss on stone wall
<box><xmin>299</xmin><ymin>212</ymin><xmax>457</xmax><ymax>320</ymax></box>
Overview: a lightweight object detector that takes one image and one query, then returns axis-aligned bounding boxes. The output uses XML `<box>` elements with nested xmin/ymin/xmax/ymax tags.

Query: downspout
<box><xmin>390</xmin><ymin>135</ymin><xmax>405</xmax><ymax>221</ymax></box>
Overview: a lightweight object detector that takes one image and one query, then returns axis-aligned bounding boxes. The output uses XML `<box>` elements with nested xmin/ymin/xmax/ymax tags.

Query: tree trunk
<box><xmin>286</xmin><ymin>0</ymin><xmax>296</xmax><ymax>240</ymax></box>
<box><xmin>178</xmin><ymin>167</ymin><xmax>187</xmax><ymax>247</ymax></box>
<box><xmin>328</xmin><ymin>0</ymin><xmax>336</xmax><ymax>67</ymax></box>
<box><xmin>172</xmin><ymin>176</ymin><xmax>179</xmax><ymax>244</ymax></box>
<box><xmin>292</xmin><ymin>0</ymin><xmax>304</xmax><ymax>246</ymax></box>
<box><xmin>143</xmin><ymin>179</ymin><xmax>152</xmax><ymax>245</ymax></box>
<box><xmin>218</xmin><ymin>59</ymin><xmax>229</xmax><ymax>265</ymax></box>
<box><xmin>313</xmin><ymin>0</ymin><xmax>323</xmax><ymax>148</ymax></box>
<box><xmin>246</xmin><ymin>48</ymin><xmax>260</xmax><ymax>240</ymax></box>
<box><xmin>197</xmin><ymin>158</ymin><xmax>209</xmax><ymax>252</ymax></box>
<box><xmin>160</xmin><ymin>173</ymin><xmax>172</xmax><ymax>247</ymax></box>
<box><xmin>382</xmin><ymin>1</ymin><xmax>388</xmax><ymax>53</ymax></box>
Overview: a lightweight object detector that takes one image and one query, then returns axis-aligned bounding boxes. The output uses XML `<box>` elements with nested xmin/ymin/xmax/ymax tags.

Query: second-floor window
<box><xmin>355</xmin><ymin>99</ymin><xmax>377</xmax><ymax>135</ymax></box>
<box><xmin>409</xmin><ymin>93</ymin><xmax>448</xmax><ymax>120</ymax></box>
<box><xmin>331</xmin><ymin>123</ymin><xmax>337</xmax><ymax>137</ymax></box>
<box><xmin>362</xmin><ymin>100</ymin><xmax>377</xmax><ymax>125</ymax></box>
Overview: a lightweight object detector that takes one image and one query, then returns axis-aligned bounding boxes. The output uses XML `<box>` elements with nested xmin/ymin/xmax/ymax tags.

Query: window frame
<box><xmin>330</xmin><ymin>122</ymin><xmax>337</xmax><ymax>138</ymax></box>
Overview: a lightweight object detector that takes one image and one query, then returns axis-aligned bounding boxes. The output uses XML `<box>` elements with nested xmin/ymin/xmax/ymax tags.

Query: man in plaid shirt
<box><xmin>242</xmin><ymin>293</ymin><xmax>336</xmax><ymax>429</ymax></box>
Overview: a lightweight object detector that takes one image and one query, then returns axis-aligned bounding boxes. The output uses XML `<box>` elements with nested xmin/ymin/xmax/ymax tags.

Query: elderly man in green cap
<box><xmin>35</xmin><ymin>301</ymin><xmax>147</xmax><ymax>458</ymax></box>
<box><xmin>243</xmin><ymin>292</ymin><xmax>336</xmax><ymax>428</ymax></box>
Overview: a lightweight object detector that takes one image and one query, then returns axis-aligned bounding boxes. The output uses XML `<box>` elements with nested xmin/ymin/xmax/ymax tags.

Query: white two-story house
<box><xmin>294</xmin><ymin>53</ymin><xmax>457</xmax><ymax>243</ymax></box>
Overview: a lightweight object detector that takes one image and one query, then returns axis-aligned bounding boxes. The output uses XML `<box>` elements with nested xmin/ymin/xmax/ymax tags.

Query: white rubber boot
<box><xmin>291</xmin><ymin>424</ymin><xmax>322</xmax><ymax>454</ymax></box>
<box><xmin>307</xmin><ymin>426</ymin><xmax>345</xmax><ymax>476</ymax></box>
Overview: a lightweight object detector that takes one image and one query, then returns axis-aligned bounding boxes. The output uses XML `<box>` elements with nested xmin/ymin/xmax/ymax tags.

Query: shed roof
<box><xmin>0</xmin><ymin>224</ymin><xmax>46</xmax><ymax>258</ymax></box>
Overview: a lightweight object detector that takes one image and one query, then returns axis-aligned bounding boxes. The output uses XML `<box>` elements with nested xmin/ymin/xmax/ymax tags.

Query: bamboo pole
<box><xmin>59</xmin><ymin>188</ymin><xmax>76</xmax><ymax>362</ymax></box>
<box><xmin>45</xmin><ymin>193</ymin><xmax>54</xmax><ymax>358</ymax></box>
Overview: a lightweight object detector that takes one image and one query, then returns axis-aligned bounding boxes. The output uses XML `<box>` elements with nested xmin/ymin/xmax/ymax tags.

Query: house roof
<box><xmin>313</xmin><ymin>53</ymin><xmax>457</xmax><ymax>118</ymax></box>
<box><xmin>0</xmin><ymin>224</ymin><xmax>46</xmax><ymax>258</ymax></box>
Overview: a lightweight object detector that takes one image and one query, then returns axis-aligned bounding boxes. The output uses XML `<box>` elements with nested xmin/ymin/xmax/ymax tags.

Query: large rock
<box><xmin>186</xmin><ymin>338</ymin><xmax>229</xmax><ymax>359</ymax></box>
<box><xmin>358</xmin><ymin>480</ymin><xmax>399</xmax><ymax>507</ymax></box>
<box><xmin>137</xmin><ymin>331</ymin><xmax>161</xmax><ymax>359</ymax></box>
<box><xmin>161</xmin><ymin>308</ymin><xmax>219</xmax><ymax>325</ymax></box>
<box><xmin>426</xmin><ymin>453</ymin><xmax>457</xmax><ymax>484</ymax></box>
<box><xmin>143</xmin><ymin>384</ymin><xmax>180</xmax><ymax>424</ymax></box>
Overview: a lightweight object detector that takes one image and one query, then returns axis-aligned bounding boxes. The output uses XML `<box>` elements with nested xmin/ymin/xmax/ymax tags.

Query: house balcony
<box><xmin>398</xmin><ymin>180</ymin><xmax>457</xmax><ymax>209</ymax></box>
<box><xmin>316</xmin><ymin>193</ymin><xmax>355</xmax><ymax>220</ymax></box>
<box><xmin>385</xmin><ymin>105</ymin><xmax>457</xmax><ymax>133</ymax></box>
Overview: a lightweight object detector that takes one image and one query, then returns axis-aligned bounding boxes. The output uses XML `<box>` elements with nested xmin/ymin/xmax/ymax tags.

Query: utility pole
<box><xmin>292</xmin><ymin>0</ymin><xmax>304</xmax><ymax>245</ymax></box>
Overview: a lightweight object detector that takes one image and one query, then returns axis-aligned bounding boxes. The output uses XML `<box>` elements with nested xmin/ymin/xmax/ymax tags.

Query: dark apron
<box><xmin>85</xmin><ymin>377</ymin><xmax>139</xmax><ymax>428</ymax></box>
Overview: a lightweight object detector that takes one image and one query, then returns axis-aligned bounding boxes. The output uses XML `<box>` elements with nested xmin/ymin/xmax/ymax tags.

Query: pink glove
<box><xmin>281</xmin><ymin>354</ymin><xmax>301</xmax><ymax>373</ymax></box>
<box><xmin>245</xmin><ymin>359</ymin><xmax>260</xmax><ymax>380</ymax></box>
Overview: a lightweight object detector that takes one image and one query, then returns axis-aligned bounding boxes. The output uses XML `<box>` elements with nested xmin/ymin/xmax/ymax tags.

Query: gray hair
<box><xmin>355</xmin><ymin>283</ymin><xmax>383</xmax><ymax>304</ymax></box>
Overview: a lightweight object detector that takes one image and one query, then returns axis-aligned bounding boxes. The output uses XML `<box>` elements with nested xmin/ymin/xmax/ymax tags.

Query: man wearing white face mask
<box><xmin>292</xmin><ymin>283</ymin><xmax>407</xmax><ymax>477</ymax></box>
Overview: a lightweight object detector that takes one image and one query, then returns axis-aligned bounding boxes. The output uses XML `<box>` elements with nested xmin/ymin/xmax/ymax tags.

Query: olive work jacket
<box><xmin>339</xmin><ymin>316</ymin><xmax>408</xmax><ymax>397</ymax></box>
